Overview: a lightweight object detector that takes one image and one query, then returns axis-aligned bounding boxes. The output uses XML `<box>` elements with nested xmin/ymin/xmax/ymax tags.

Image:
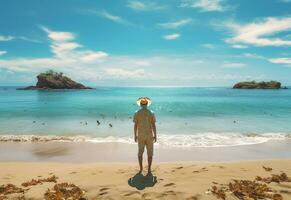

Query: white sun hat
<box><xmin>136</xmin><ymin>97</ymin><xmax>152</xmax><ymax>106</ymax></box>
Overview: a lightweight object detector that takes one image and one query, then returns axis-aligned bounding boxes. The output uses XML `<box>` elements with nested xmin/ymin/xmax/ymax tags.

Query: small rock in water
<box><xmin>85</xmin><ymin>122</ymin><xmax>87</xmax><ymax>125</ymax></box>
<box><xmin>33</xmin><ymin>121</ymin><xmax>36</xmax><ymax>123</ymax></box>
<box><xmin>109</xmin><ymin>123</ymin><xmax>113</xmax><ymax>128</ymax></box>
<box><xmin>97</xmin><ymin>120</ymin><xmax>100</xmax><ymax>125</ymax></box>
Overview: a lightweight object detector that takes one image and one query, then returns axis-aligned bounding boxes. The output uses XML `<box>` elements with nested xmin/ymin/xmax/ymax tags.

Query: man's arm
<box><xmin>152</xmin><ymin>122</ymin><xmax>157</xmax><ymax>143</ymax></box>
<box><xmin>134</xmin><ymin>122</ymin><xmax>138</xmax><ymax>142</ymax></box>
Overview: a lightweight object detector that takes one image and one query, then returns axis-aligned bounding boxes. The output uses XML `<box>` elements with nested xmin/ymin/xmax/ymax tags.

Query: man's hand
<box><xmin>153</xmin><ymin>135</ymin><xmax>157</xmax><ymax>143</ymax></box>
<box><xmin>134</xmin><ymin>135</ymin><xmax>137</xmax><ymax>142</ymax></box>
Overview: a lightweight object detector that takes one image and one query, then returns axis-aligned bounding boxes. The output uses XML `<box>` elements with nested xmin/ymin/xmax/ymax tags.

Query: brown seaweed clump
<box><xmin>44</xmin><ymin>183</ymin><xmax>86</xmax><ymax>200</ymax></box>
<box><xmin>263</xmin><ymin>166</ymin><xmax>273</xmax><ymax>172</ymax></box>
<box><xmin>0</xmin><ymin>184</ymin><xmax>26</xmax><ymax>199</ymax></box>
<box><xmin>211</xmin><ymin>179</ymin><xmax>283</xmax><ymax>200</ymax></box>
<box><xmin>255</xmin><ymin>173</ymin><xmax>291</xmax><ymax>184</ymax></box>
<box><xmin>0</xmin><ymin>184</ymin><xmax>25</xmax><ymax>195</ymax></box>
<box><xmin>22</xmin><ymin>175</ymin><xmax>58</xmax><ymax>187</ymax></box>
<box><xmin>211</xmin><ymin>185</ymin><xmax>227</xmax><ymax>200</ymax></box>
<box><xmin>210</xmin><ymin>173</ymin><xmax>290</xmax><ymax>200</ymax></box>
<box><xmin>229</xmin><ymin>179</ymin><xmax>274</xmax><ymax>199</ymax></box>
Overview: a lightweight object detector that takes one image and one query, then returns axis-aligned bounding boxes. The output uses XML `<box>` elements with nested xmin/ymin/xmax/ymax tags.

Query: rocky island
<box><xmin>233</xmin><ymin>81</ymin><xmax>286</xmax><ymax>89</ymax></box>
<box><xmin>18</xmin><ymin>70</ymin><xmax>93</xmax><ymax>90</ymax></box>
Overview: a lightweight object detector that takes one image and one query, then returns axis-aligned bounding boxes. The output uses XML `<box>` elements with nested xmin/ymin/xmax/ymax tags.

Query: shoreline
<box><xmin>1</xmin><ymin>139</ymin><xmax>291</xmax><ymax>162</ymax></box>
<box><xmin>1</xmin><ymin>160</ymin><xmax>291</xmax><ymax>199</ymax></box>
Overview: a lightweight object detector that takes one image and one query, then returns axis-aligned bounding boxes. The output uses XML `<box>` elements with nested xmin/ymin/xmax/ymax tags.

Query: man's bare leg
<box><xmin>138</xmin><ymin>155</ymin><xmax>143</xmax><ymax>173</ymax></box>
<box><xmin>148</xmin><ymin>156</ymin><xmax>152</xmax><ymax>173</ymax></box>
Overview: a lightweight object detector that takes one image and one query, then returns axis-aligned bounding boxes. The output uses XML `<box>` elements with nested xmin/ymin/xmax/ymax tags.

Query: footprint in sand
<box><xmin>70</xmin><ymin>172</ymin><xmax>77</xmax><ymax>174</ymax></box>
<box><xmin>176</xmin><ymin>166</ymin><xmax>183</xmax><ymax>170</ymax></box>
<box><xmin>99</xmin><ymin>191</ymin><xmax>108</xmax><ymax>196</ymax></box>
<box><xmin>186</xmin><ymin>195</ymin><xmax>201</xmax><ymax>200</ymax></box>
<box><xmin>124</xmin><ymin>191</ymin><xmax>141</xmax><ymax>196</ymax></box>
<box><xmin>99</xmin><ymin>187</ymin><xmax>109</xmax><ymax>192</ymax></box>
<box><xmin>164</xmin><ymin>183</ymin><xmax>175</xmax><ymax>187</ymax></box>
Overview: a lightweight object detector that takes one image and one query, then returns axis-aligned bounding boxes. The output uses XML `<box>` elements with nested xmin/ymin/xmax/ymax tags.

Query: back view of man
<box><xmin>133</xmin><ymin>97</ymin><xmax>157</xmax><ymax>174</ymax></box>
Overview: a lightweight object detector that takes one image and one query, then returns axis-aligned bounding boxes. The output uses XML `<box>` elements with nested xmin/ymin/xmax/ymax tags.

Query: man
<box><xmin>133</xmin><ymin>97</ymin><xmax>157</xmax><ymax>174</ymax></box>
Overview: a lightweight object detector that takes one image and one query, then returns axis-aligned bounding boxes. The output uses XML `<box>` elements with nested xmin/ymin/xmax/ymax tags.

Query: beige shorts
<box><xmin>138</xmin><ymin>136</ymin><xmax>154</xmax><ymax>157</ymax></box>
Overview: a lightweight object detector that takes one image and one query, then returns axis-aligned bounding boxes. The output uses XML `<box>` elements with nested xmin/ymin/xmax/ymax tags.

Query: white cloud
<box><xmin>127</xmin><ymin>0</ymin><xmax>166</xmax><ymax>11</ymax></box>
<box><xmin>104</xmin><ymin>68</ymin><xmax>146</xmax><ymax>79</ymax></box>
<box><xmin>201</xmin><ymin>43</ymin><xmax>215</xmax><ymax>49</ymax></box>
<box><xmin>158</xmin><ymin>18</ymin><xmax>192</xmax><ymax>29</ymax></box>
<box><xmin>0</xmin><ymin>35</ymin><xmax>14</xmax><ymax>41</ymax></box>
<box><xmin>243</xmin><ymin>53</ymin><xmax>265</xmax><ymax>59</ymax></box>
<box><xmin>93</xmin><ymin>10</ymin><xmax>132</xmax><ymax>25</ymax></box>
<box><xmin>133</xmin><ymin>60</ymin><xmax>151</xmax><ymax>66</ymax></box>
<box><xmin>0</xmin><ymin>27</ymin><xmax>108</xmax><ymax>75</ymax></box>
<box><xmin>224</xmin><ymin>17</ymin><xmax>291</xmax><ymax>47</ymax></box>
<box><xmin>42</xmin><ymin>26</ymin><xmax>75</xmax><ymax>42</ymax></box>
<box><xmin>0</xmin><ymin>35</ymin><xmax>42</xmax><ymax>43</ymax></box>
<box><xmin>231</xmin><ymin>44</ymin><xmax>248</xmax><ymax>49</ymax></box>
<box><xmin>17</xmin><ymin>36</ymin><xmax>42</xmax><ymax>43</ymax></box>
<box><xmin>222</xmin><ymin>62</ymin><xmax>246</xmax><ymax>68</ymax></box>
<box><xmin>163</xmin><ymin>33</ymin><xmax>181</xmax><ymax>40</ymax></box>
<box><xmin>269</xmin><ymin>57</ymin><xmax>291</xmax><ymax>65</ymax></box>
<box><xmin>0</xmin><ymin>51</ymin><xmax>7</xmax><ymax>56</ymax></box>
<box><xmin>180</xmin><ymin>0</ymin><xmax>227</xmax><ymax>12</ymax></box>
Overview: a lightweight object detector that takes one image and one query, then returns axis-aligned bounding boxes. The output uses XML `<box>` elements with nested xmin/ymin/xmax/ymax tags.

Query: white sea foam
<box><xmin>0</xmin><ymin>133</ymin><xmax>290</xmax><ymax>148</ymax></box>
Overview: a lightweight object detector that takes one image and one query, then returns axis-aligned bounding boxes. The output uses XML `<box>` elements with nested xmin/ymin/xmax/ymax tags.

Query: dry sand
<box><xmin>1</xmin><ymin>160</ymin><xmax>291</xmax><ymax>199</ymax></box>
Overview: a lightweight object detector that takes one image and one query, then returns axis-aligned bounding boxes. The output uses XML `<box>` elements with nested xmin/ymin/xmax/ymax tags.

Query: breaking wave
<box><xmin>0</xmin><ymin>132</ymin><xmax>290</xmax><ymax>148</ymax></box>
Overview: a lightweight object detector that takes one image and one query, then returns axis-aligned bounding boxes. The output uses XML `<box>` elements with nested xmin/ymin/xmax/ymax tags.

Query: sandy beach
<box><xmin>0</xmin><ymin>160</ymin><xmax>291</xmax><ymax>199</ymax></box>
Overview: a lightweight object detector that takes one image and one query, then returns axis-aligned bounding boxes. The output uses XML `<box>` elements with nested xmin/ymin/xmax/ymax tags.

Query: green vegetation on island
<box><xmin>233</xmin><ymin>81</ymin><xmax>287</xmax><ymax>89</ymax></box>
<box><xmin>18</xmin><ymin>70</ymin><xmax>93</xmax><ymax>90</ymax></box>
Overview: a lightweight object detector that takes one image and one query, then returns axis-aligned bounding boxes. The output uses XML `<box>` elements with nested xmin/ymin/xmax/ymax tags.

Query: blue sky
<box><xmin>0</xmin><ymin>0</ymin><xmax>291</xmax><ymax>86</ymax></box>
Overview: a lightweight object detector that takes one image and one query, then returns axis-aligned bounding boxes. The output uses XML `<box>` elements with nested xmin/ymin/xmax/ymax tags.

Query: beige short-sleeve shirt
<box><xmin>133</xmin><ymin>108</ymin><xmax>156</xmax><ymax>138</ymax></box>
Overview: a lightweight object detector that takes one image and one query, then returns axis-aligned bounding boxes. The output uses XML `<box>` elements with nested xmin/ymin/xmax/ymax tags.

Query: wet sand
<box><xmin>0</xmin><ymin>139</ymin><xmax>291</xmax><ymax>162</ymax></box>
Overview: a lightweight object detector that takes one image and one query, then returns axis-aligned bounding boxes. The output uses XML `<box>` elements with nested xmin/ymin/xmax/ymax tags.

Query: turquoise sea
<box><xmin>0</xmin><ymin>86</ymin><xmax>291</xmax><ymax>147</ymax></box>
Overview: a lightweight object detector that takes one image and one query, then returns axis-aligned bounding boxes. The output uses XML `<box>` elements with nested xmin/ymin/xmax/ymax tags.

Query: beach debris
<box><xmin>0</xmin><ymin>184</ymin><xmax>25</xmax><ymax>196</ymax></box>
<box><xmin>228</xmin><ymin>180</ymin><xmax>274</xmax><ymax>199</ymax></box>
<box><xmin>21</xmin><ymin>175</ymin><xmax>58</xmax><ymax>187</ymax></box>
<box><xmin>255</xmin><ymin>173</ymin><xmax>291</xmax><ymax>184</ymax></box>
<box><xmin>211</xmin><ymin>185</ymin><xmax>226</xmax><ymax>200</ymax></box>
<box><xmin>273</xmin><ymin>194</ymin><xmax>283</xmax><ymax>200</ymax></box>
<box><xmin>210</xmin><ymin>172</ymin><xmax>290</xmax><ymax>200</ymax></box>
<box><xmin>44</xmin><ymin>182</ymin><xmax>86</xmax><ymax>200</ymax></box>
<box><xmin>109</xmin><ymin>123</ymin><xmax>113</xmax><ymax>128</ymax></box>
<box><xmin>263</xmin><ymin>166</ymin><xmax>273</xmax><ymax>172</ymax></box>
<box><xmin>164</xmin><ymin>183</ymin><xmax>175</xmax><ymax>187</ymax></box>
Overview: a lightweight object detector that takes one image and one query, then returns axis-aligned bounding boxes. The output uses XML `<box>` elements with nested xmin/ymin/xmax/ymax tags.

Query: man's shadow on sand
<box><xmin>128</xmin><ymin>172</ymin><xmax>157</xmax><ymax>190</ymax></box>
